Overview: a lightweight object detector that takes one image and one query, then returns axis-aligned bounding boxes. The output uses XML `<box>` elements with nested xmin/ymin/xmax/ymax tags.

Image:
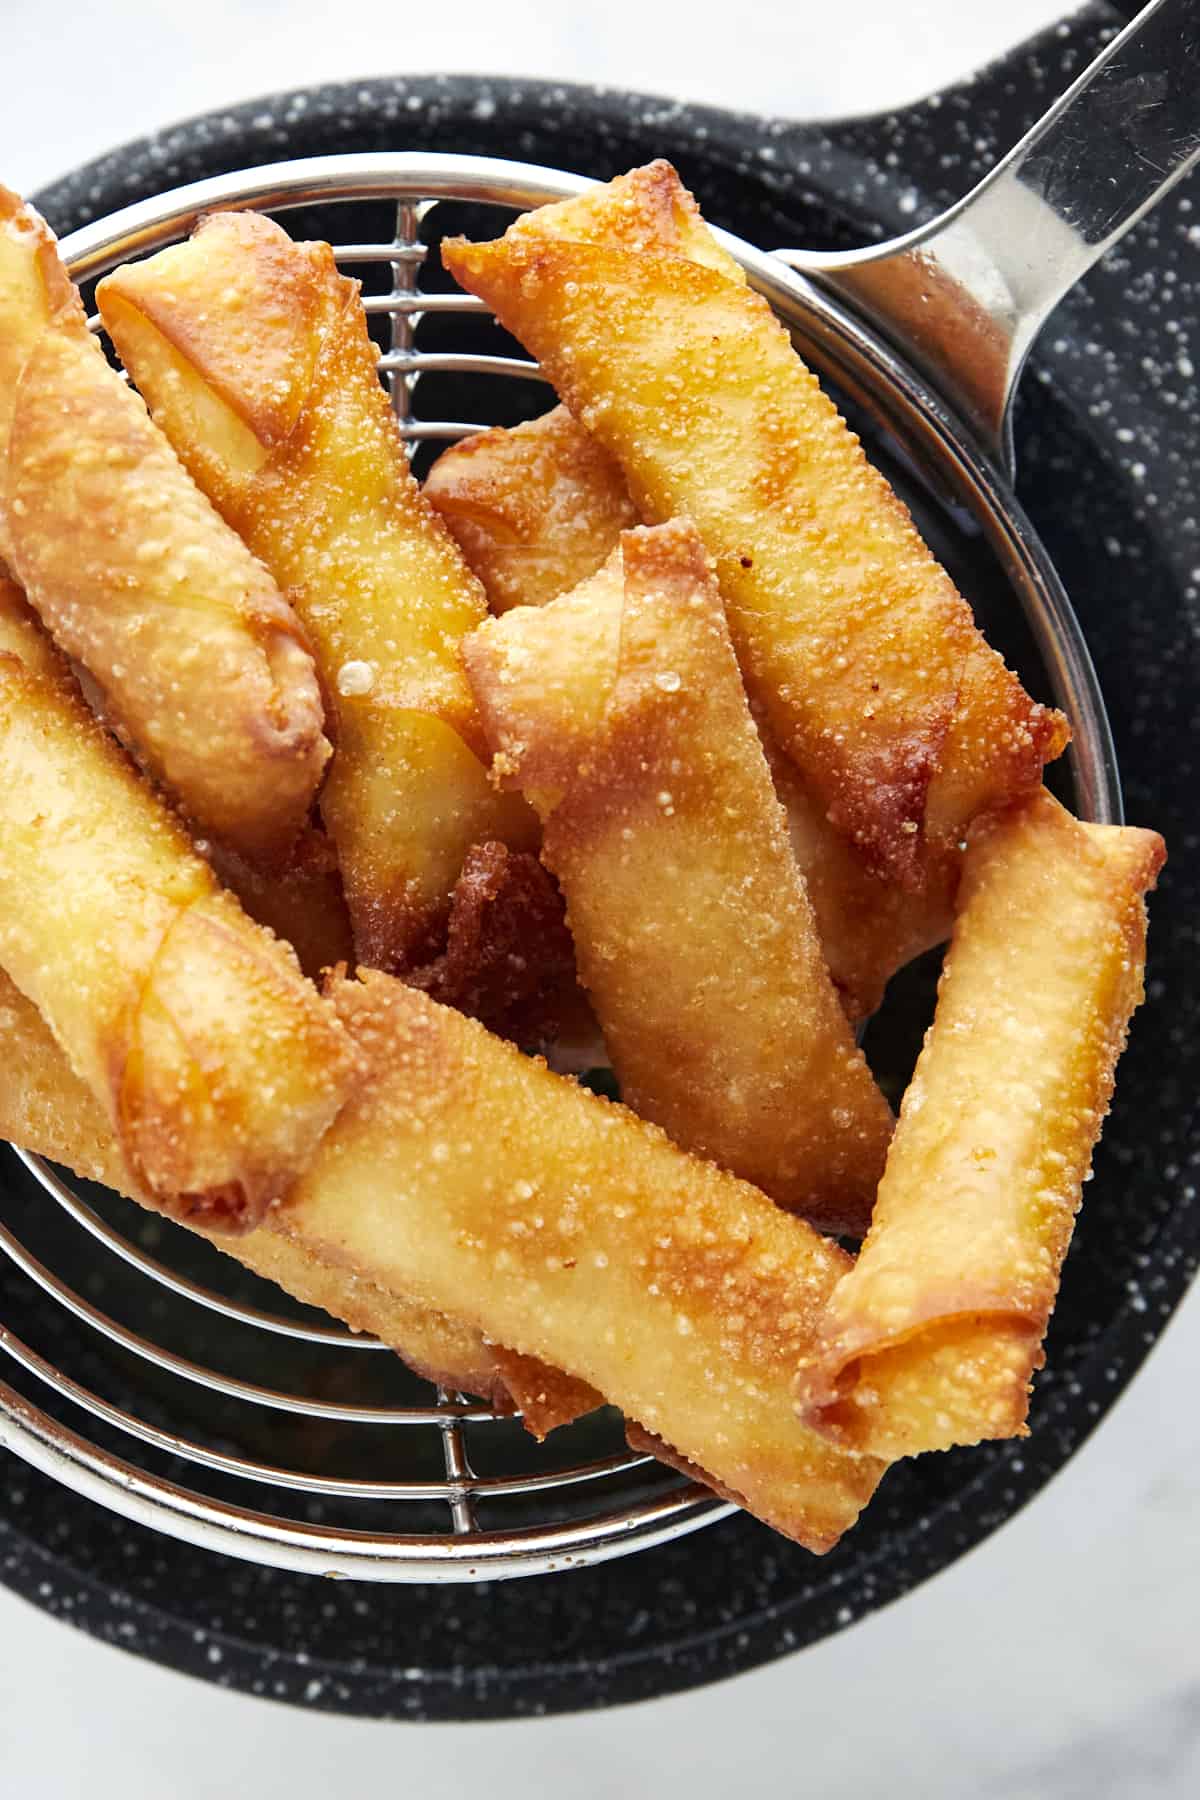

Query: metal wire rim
<box><xmin>0</xmin><ymin>152</ymin><xmax>1121</xmax><ymax>1582</ymax></box>
<box><xmin>13</xmin><ymin>1150</ymin><xmax>380</xmax><ymax>1348</ymax></box>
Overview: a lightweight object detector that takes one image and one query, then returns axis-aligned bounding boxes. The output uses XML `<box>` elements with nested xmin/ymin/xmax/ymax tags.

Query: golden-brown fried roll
<box><xmin>0</xmin><ymin>962</ymin><xmax>593</xmax><ymax>1426</ymax></box>
<box><xmin>0</xmin><ymin>188</ymin><xmax>328</xmax><ymax>868</ymax></box>
<box><xmin>425</xmin><ymin>403</ymin><xmax>953</xmax><ymax>1019</ymax></box>
<box><xmin>284</xmin><ymin>969</ymin><xmax>886</xmax><ymax>1550</ymax></box>
<box><xmin>425</xmin><ymin>404</ymin><xmax>639</xmax><ymax>611</ymax></box>
<box><xmin>0</xmin><ymin>581</ymin><xmax>354</xmax><ymax>1231</ymax></box>
<box><xmin>465</xmin><ymin>521</ymin><xmax>894</xmax><ymax>1236</ymax></box>
<box><xmin>443</xmin><ymin>162</ymin><xmax>1067</xmax><ymax>886</ymax></box>
<box><xmin>98</xmin><ymin>210</ymin><xmax>535</xmax><ymax>968</ymax></box>
<box><xmin>0</xmin><ymin>938</ymin><xmax>885</xmax><ymax>1546</ymax></box>
<box><xmin>795</xmin><ymin>790</ymin><xmax>1164</xmax><ymax>1458</ymax></box>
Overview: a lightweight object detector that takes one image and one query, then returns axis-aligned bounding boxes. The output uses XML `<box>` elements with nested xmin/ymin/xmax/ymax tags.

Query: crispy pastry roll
<box><xmin>278</xmin><ymin>969</ymin><xmax>886</xmax><ymax>1549</ymax></box>
<box><xmin>0</xmin><ymin>581</ymin><xmax>355</xmax><ymax>1231</ymax></box>
<box><xmin>430</xmin><ymin>403</ymin><xmax>952</xmax><ymax>1018</ymax></box>
<box><xmin>795</xmin><ymin>790</ymin><xmax>1164</xmax><ymax>1458</ymax></box>
<box><xmin>0</xmin><ymin>964</ymin><xmax>592</xmax><ymax>1428</ymax></box>
<box><xmin>464</xmin><ymin>521</ymin><xmax>894</xmax><ymax>1235</ymax></box>
<box><xmin>0</xmin><ymin>559</ymin><xmax>350</xmax><ymax>985</ymax></box>
<box><xmin>443</xmin><ymin>162</ymin><xmax>1067</xmax><ymax>885</ymax></box>
<box><xmin>0</xmin><ymin>189</ymin><xmax>328</xmax><ymax>867</ymax></box>
<box><xmin>425</xmin><ymin>404</ymin><xmax>639</xmax><ymax>611</ymax></box>
<box><xmin>98</xmin><ymin>210</ymin><xmax>535</xmax><ymax>968</ymax></box>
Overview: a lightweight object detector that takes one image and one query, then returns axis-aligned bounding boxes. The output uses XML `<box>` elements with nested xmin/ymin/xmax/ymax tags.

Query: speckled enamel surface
<box><xmin>1</xmin><ymin>0</ymin><xmax>1196</xmax><ymax>1720</ymax></box>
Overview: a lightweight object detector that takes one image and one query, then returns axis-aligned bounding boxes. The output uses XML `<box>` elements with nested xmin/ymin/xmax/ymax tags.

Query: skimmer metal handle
<box><xmin>776</xmin><ymin>0</ymin><xmax>1200</xmax><ymax>475</ymax></box>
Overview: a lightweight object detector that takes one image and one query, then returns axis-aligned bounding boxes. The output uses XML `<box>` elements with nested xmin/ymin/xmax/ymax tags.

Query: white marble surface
<box><xmin>2</xmin><ymin>1300</ymin><xmax>1198</xmax><ymax>1798</ymax></box>
<box><xmin>6</xmin><ymin>0</ymin><xmax>1068</xmax><ymax>195</ymax></box>
<box><xmin>2</xmin><ymin>2</ymin><xmax>1199</xmax><ymax>1794</ymax></box>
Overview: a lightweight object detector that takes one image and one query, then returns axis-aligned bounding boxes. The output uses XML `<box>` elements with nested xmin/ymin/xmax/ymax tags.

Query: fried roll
<box><xmin>465</xmin><ymin>520</ymin><xmax>894</xmax><ymax>1236</ymax></box>
<box><xmin>795</xmin><ymin>790</ymin><xmax>1164</xmax><ymax>1458</ymax></box>
<box><xmin>0</xmin><ymin>188</ymin><xmax>328</xmax><ymax>867</ymax></box>
<box><xmin>98</xmin><ymin>210</ymin><xmax>535</xmax><ymax>968</ymax></box>
<box><xmin>0</xmin><ymin>963</ymin><xmax>592</xmax><ymax>1428</ymax></box>
<box><xmin>280</xmin><ymin>969</ymin><xmax>886</xmax><ymax>1550</ymax></box>
<box><xmin>442</xmin><ymin>161</ymin><xmax>1067</xmax><ymax>886</ymax></box>
<box><xmin>0</xmin><ymin>579</ymin><xmax>354</xmax><ymax>1230</ymax></box>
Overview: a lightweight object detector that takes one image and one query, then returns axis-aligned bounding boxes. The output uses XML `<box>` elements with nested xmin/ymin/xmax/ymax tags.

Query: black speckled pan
<box><xmin>1</xmin><ymin>0</ymin><xmax>1197</xmax><ymax>1719</ymax></box>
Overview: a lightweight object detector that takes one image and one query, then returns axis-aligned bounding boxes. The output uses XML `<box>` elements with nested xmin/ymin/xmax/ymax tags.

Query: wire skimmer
<box><xmin>0</xmin><ymin>153</ymin><xmax>1118</xmax><ymax>1582</ymax></box>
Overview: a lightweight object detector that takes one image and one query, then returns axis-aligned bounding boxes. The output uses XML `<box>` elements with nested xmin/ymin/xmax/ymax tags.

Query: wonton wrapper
<box><xmin>0</xmin><ymin>954</ymin><xmax>884</xmax><ymax>1544</ymax></box>
<box><xmin>465</xmin><ymin>520</ymin><xmax>894</xmax><ymax>1235</ymax></box>
<box><xmin>98</xmin><ymin>210</ymin><xmax>535</xmax><ymax>967</ymax></box>
<box><xmin>795</xmin><ymin>789</ymin><xmax>1164</xmax><ymax>1458</ymax></box>
<box><xmin>443</xmin><ymin>161</ymin><xmax>1067</xmax><ymax>886</ymax></box>
<box><xmin>0</xmin><ymin>579</ymin><xmax>354</xmax><ymax>1231</ymax></box>
<box><xmin>282</xmin><ymin>968</ymin><xmax>886</xmax><ymax>1549</ymax></box>
<box><xmin>0</xmin><ymin>188</ymin><xmax>328</xmax><ymax>868</ymax></box>
<box><xmin>0</xmin><ymin>964</ymin><xmax>590</xmax><ymax>1429</ymax></box>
